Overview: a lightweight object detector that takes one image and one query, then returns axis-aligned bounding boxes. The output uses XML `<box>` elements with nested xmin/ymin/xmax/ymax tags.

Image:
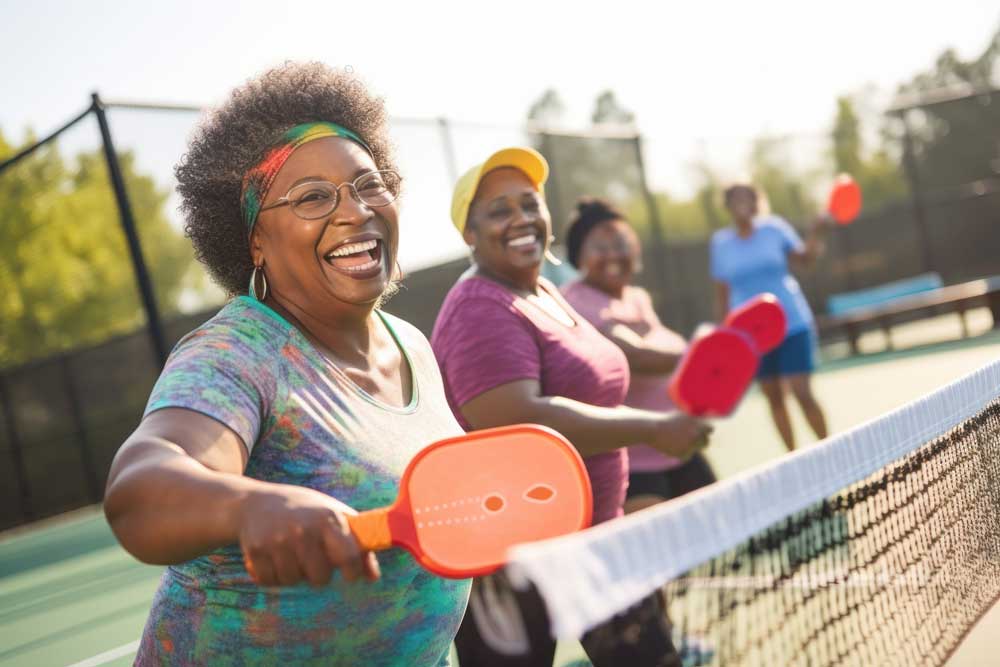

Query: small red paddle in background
<box><xmin>669</xmin><ymin>294</ymin><xmax>787</xmax><ymax>417</ymax></box>
<box><xmin>827</xmin><ymin>174</ymin><xmax>862</xmax><ymax>225</ymax></box>
<box><xmin>341</xmin><ymin>425</ymin><xmax>592</xmax><ymax>579</ymax></box>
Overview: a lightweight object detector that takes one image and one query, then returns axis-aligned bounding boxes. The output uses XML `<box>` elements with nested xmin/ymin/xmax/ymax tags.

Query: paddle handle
<box><xmin>347</xmin><ymin>507</ymin><xmax>393</xmax><ymax>551</ymax></box>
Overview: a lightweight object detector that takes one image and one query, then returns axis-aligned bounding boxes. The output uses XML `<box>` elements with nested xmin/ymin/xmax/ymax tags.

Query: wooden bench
<box><xmin>817</xmin><ymin>276</ymin><xmax>1000</xmax><ymax>355</ymax></box>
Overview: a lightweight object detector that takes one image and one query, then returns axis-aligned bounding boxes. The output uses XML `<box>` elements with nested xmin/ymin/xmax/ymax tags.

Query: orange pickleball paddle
<box><xmin>346</xmin><ymin>425</ymin><xmax>592</xmax><ymax>578</ymax></box>
<box><xmin>827</xmin><ymin>174</ymin><xmax>862</xmax><ymax>224</ymax></box>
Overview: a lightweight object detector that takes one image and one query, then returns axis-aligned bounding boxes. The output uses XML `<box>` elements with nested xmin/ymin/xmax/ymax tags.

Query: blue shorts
<box><xmin>757</xmin><ymin>329</ymin><xmax>816</xmax><ymax>379</ymax></box>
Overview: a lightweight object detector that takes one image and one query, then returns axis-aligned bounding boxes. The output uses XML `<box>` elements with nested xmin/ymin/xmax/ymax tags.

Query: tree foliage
<box><xmin>895</xmin><ymin>23</ymin><xmax>1000</xmax><ymax>190</ymax></box>
<box><xmin>526</xmin><ymin>25</ymin><xmax>998</xmax><ymax>242</ymax></box>
<box><xmin>0</xmin><ymin>128</ymin><xmax>195</xmax><ymax>367</ymax></box>
<box><xmin>831</xmin><ymin>97</ymin><xmax>907</xmax><ymax>210</ymax></box>
<box><xmin>526</xmin><ymin>90</ymin><xmax>643</xmax><ymax>240</ymax></box>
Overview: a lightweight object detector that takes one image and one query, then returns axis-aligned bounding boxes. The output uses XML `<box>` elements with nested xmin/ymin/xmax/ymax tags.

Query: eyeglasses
<box><xmin>259</xmin><ymin>169</ymin><xmax>401</xmax><ymax>220</ymax></box>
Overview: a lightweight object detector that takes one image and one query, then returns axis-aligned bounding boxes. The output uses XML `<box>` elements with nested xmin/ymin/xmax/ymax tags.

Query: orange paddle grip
<box><xmin>347</xmin><ymin>508</ymin><xmax>392</xmax><ymax>551</ymax></box>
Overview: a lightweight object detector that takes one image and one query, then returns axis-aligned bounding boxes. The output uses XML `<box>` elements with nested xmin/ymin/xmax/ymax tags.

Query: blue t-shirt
<box><xmin>710</xmin><ymin>216</ymin><xmax>814</xmax><ymax>334</ymax></box>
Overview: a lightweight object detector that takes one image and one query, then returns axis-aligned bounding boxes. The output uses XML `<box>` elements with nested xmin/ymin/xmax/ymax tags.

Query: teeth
<box><xmin>507</xmin><ymin>234</ymin><xmax>538</xmax><ymax>247</ymax></box>
<box><xmin>337</xmin><ymin>258</ymin><xmax>380</xmax><ymax>273</ymax></box>
<box><xmin>329</xmin><ymin>239</ymin><xmax>378</xmax><ymax>257</ymax></box>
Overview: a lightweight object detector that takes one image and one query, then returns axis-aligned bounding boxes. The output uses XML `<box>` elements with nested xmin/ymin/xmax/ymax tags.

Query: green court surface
<box><xmin>2</xmin><ymin>321</ymin><xmax>999</xmax><ymax>667</ymax></box>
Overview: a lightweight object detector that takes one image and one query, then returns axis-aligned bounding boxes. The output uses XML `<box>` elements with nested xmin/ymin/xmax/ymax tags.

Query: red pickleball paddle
<box><xmin>669</xmin><ymin>327</ymin><xmax>758</xmax><ymax>417</ymax></box>
<box><xmin>669</xmin><ymin>295</ymin><xmax>788</xmax><ymax>416</ymax></box>
<box><xmin>724</xmin><ymin>293</ymin><xmax>788</xmax><ymax>354</ymax></box>
<box><xmin>828</xmin><ymin>174</ymin><xmax>862</xmax><ymax>224</ymax></box>
<box><xmin>344</xmin><ymin>425</ymin><xmax>592</xmax><ymax>579</ymax></box>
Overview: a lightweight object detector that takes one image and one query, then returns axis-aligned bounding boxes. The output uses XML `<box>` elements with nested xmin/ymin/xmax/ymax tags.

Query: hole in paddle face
<box><xmin>484</xmin><ymin>495</ymin><xmax>505</xmax><ymax>513</ymax></box>
<box><xmin>524</xmin><ymin>484</ymin><xmax>556</xmax><ymax>503</ymax></box>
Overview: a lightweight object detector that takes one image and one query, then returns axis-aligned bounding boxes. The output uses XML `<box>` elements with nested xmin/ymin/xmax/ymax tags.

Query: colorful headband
<box><xmin>241</xmin><ymin>121</ymin><xmax>374</xmax><ymax>234</ymax></box>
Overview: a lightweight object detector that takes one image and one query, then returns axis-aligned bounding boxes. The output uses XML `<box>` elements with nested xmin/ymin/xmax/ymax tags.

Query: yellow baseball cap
<box><xmin>450</xmin><ymin>147</ymin><xmax>549</xmax><ymax>234</ymax></box>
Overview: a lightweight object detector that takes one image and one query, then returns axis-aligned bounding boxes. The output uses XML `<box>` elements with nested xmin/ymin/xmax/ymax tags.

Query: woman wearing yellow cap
<box><xmin>431</xmin><ymin>147</ymin><xmax>712</xmax><ymax>665</ymax></box>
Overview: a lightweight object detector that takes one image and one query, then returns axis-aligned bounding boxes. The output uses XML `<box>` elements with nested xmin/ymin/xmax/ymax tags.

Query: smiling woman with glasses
<box><xmin>102</xmin><ymin>63</ymin><xmax>469</xmax><ymax>665</ymax></box>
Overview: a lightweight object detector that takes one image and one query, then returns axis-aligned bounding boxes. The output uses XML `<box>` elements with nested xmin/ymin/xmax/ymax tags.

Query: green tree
<box><xmin>591</xmin><ymin>91</ymin><xmax>636</xmax><ymax>125</ymax></box>
<box><xmin>526</xmin><ymin>89</ymin><xmax>644</xmax><ymax>239</ymax></box>
<box><xmin>0</xmin><ymin>128</ymin><xmax>196</xmax><ymax>367</ymax></box>
<box><xmin>831</xmin><ymin>97</ymin><xmax>863</xmax><ymax>177</ymax></box>
<box><xmin>527</xmin><ymin>89</ymin><xmax>566</xmax><ymax>127</ymax></box>
<box><xmin>830</xmin><ymin>96</ymin><xmax>907</xmax><ymax>210</ymax></box>
<box><xmin>747</xmin><ymin>134</ymin><xmax>817</xmax><ymax>223</ymax></box>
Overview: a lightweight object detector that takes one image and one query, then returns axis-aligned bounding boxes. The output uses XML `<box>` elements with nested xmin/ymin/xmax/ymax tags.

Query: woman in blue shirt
<box><xmin>710</xmin><ymin>184</ymin><xmax>832</xmax><ymax>451</ymax></box>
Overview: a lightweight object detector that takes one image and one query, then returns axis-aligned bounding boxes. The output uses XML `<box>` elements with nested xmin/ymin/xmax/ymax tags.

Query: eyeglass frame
<box><xmin>258</xmin><ymin>169</ymin><xmax>402</xmax><ymax>220</ymax></box>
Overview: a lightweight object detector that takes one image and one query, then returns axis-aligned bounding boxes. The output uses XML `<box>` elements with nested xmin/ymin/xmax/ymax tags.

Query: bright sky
<box><xmin>1</xmin><ymin>0</ymin><xmax>997</xmax><ymax>272</ymax></box>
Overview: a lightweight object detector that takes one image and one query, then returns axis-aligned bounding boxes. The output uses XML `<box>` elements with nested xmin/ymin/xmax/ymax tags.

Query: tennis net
<box><xmin>506</xmin><ymin>359</ymin><xmax>1000</xmax><ymax>666</ymax></box>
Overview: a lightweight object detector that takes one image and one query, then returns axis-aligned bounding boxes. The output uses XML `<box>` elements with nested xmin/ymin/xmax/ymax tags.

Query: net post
<box><xmin>91</xmin><ymin>92</ymin><xmax>169</xmax><ymax>369</ymax></box>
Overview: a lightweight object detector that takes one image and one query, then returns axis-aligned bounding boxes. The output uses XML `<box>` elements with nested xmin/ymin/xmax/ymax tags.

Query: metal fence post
<box><xmin>895</xmin><ymin>108</ymin><xmax>935</xmax><ymax>275</ymax></box>
<box><xmin>92</xmin><ymin>92</ymin><xmax>169</xmax><ymax>368</ymax></box>
<box><xmin>0</xmin><ymin>375</ymin><xmax>33</xmax><ymax>523</ymax></box>
<box><xmin>538</xmin><ymin>131</ymin><xmax>567</xmax><ymax>242</ymax></box>
<box><xmin>438</xmin><ymin>117</ymin><xmax>459</xmax><ymax>185</ymax></box>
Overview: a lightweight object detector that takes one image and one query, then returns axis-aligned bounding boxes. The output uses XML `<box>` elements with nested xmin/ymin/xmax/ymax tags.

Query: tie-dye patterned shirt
<box><xmin>135</xmin><ymin>297</ymin><xmax>470</xmax><ymax>666</ymax></box>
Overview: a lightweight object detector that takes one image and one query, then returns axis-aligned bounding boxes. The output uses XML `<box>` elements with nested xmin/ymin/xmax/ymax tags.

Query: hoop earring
<box><xmin>249</xmin><ymin>265</ymin><xmax>268</xmax><ymax>301</ymax></box>
<box><xmin>394</xmin><ymin>260</ymin><xmax>405</xmax><ymax>281</ymax></box>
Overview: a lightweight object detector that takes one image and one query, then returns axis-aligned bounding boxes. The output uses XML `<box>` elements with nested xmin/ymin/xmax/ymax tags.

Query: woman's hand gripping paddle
<box><xmin>345</xmin><ymin>425</ymin><xmax>592</xmax><ymax>579</ymax></box>
<box><xmin>669</xmin><ymin>294</ymin><xmax>787</xmax><ymax>417</ymax></box>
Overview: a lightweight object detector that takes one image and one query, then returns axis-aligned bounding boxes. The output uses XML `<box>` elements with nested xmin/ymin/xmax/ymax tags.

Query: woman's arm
<box><xmin>104</xmin><ymin>408</ymin><xmax>377</xmax><ymax>586</ymax></box>
<box><xmin>790</xmin><ymin>215</ymin><xmax>833</xmax><ymax>271</ymax></box>
<box><xmin>458</xmin><ymin>379</ymin><xmax>711</xmax><ymax>460</ymax></box>
<box><xmin>604</xmin><ymin>323</ymin><xmax>683</xmax><ymax>375</ymax></box>
<box><xmin>713</xmin><ymin>281</ymin><xmax>730</xmax><ymax>323</ymax></box>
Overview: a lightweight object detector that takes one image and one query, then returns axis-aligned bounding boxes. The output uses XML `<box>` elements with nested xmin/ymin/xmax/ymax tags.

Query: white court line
<box><xmin>65</xmin><ymin>639</ymin><xmax>139</xmax><ymax>667</ymax></box>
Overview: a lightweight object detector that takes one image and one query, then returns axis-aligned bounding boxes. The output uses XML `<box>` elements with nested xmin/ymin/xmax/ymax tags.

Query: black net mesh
<box><xmin>667</xmin><ymin>400</ymin><xmax>1000</xmax><ymax>665</ymax></box>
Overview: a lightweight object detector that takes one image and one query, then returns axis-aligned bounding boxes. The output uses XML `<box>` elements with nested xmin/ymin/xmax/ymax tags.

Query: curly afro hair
<box><xmin>565</xmin><ymin>197</ymin><xmax>626</xmax><ymax>268</ymax></box>
<box><xmin>175</xmin><ymin>61</ymin><xmax>398</xmax><ymax>296</ymax></box>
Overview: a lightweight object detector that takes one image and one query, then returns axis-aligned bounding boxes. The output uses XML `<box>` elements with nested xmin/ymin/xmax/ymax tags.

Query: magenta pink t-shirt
<box><xmin>431</xmin><ymin>275</ymin><xmax>630</xmax><ymax>524</ymax></box>
<box><xmin>561</xmin><ymin>280</ymin><xmax>686</xmax><ymax>473</ymax></box>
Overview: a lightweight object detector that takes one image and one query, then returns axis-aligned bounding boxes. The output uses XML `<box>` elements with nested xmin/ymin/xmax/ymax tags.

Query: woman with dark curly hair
<box><xmin>561</xmin><ymin>198</ymin><xmax>717</xmax><ymax>512</ymax></box>
<box><xmin>103</xmin><ymin>62</ymin><xmax>469</xmax><ymax>665</ymax></box>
